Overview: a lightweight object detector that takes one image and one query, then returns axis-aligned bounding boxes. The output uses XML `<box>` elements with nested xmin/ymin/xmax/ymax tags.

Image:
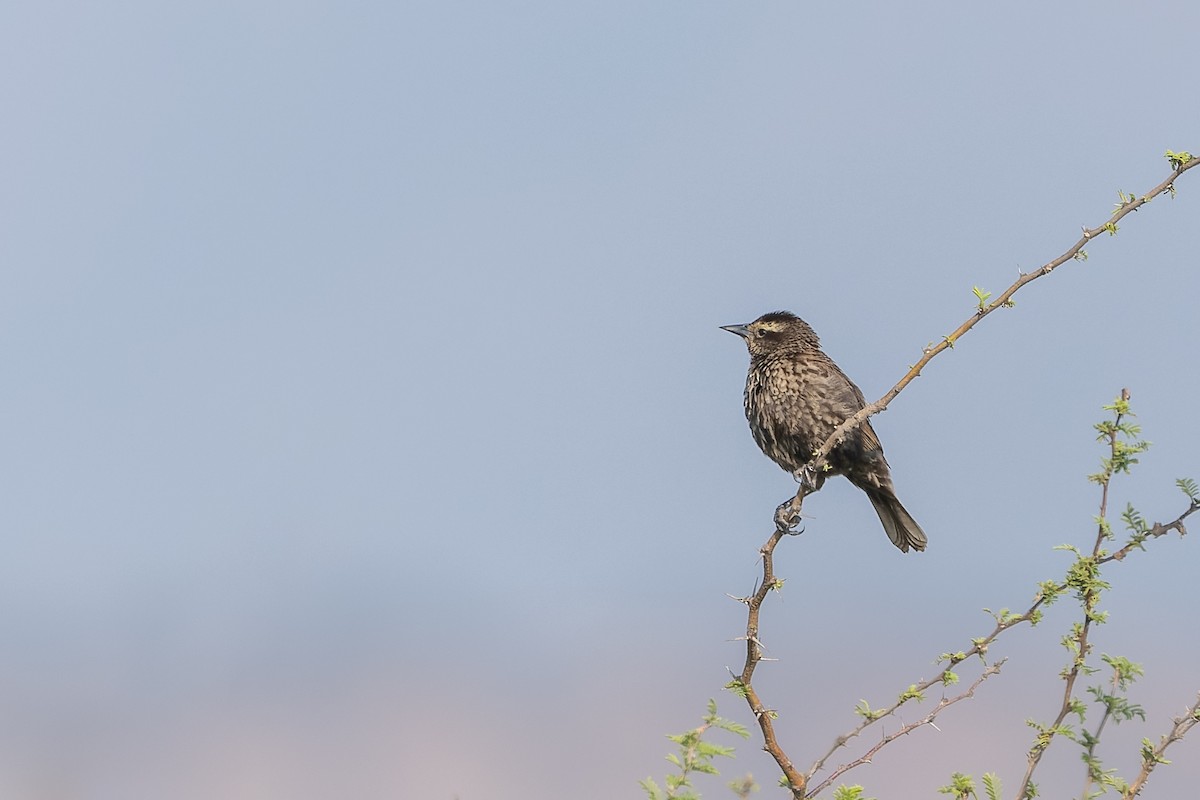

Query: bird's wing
<box><xmin>830</xmin><ymin>361</ymin><xmax>884</xmax><ymax>453</ymax></box>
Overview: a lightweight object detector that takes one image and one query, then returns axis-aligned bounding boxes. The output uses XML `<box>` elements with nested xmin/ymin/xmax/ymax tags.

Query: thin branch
<box><xmin>1102</xmin><ymin>499</ymin><xmax>1198</xmax><ymax>563</ymax></box>
<box><xmin>807</xmin><ymin>661</ymin><xmax>1006</xmax><ymax>798</ymax></box>
<box><xmin>1080</xmin><ymin>667</ymin><xmax>1121</xmax><ymax>800</ymax></box>
<box><xmin>734</xmin><ymin>529</ymin><xmax>809</xmax><ymax>798</ymax></box>
<box><xmin>804</xmin><ymin>653</ymin><xmax>1003</xmax><ymax>781</ymax></box>
<box><xmin>1016</xmin><ymin>396</ymin><xmax>1128</xmax><ymax>799</ymax></box>
<box><xmin>1014</xmin><ymin>392</ymin><xmax>1196</xmax><ymax>799</ymax></box>
<box><xmin>1122</xmin><ymin>694</ymin><xmax>1200</xmax><ymax>798</ymax></box>
<box><xmin>775</xmin><ymin>155</ymin><xmax>1200</xmax><ymax>524</ymax></box>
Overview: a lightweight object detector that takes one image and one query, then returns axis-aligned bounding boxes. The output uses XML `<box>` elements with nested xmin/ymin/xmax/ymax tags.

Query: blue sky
<box><xmin>2</xmin><ymin>3</ymin><xmax>1198</xmax><ymax>798</ymax></box>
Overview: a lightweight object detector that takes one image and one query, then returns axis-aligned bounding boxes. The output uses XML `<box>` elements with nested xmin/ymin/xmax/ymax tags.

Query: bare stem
<box><xmin>807</xmin><ymin>661</ymin><xmax>1005</xmax><ymax>798</ymax></box>
<box><xmin>737</xmin><ymin>527</ymin><xmax>809</xmax><ymax>798</ymax></box>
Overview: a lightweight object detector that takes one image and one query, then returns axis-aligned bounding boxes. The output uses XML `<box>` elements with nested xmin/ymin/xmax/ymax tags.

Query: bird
<box><xmin>722</xmin><ymin>310</ymin><xmax>927</xmax><ymax>553</ymax></box>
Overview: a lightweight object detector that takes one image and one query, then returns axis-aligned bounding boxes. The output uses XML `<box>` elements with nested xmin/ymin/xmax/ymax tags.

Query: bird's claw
<box><xmin>774</xmin><ymin>499</ymin><xmax>804</xmax><ymax>535</ymax></box>
<box><xmin>795</xmin><ymin>464</ymin><xmax>823</xmax><ymax>494</ymax></box>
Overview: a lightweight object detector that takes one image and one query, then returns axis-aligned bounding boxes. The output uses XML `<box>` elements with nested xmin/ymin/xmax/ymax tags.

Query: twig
<box><xmin>1122</xmin><ymin>694</ymin><xmax>1200</xmax><ymax>798</ymax></box>
<box><xmin>1015</xmin><ymin>393</ymin><xmax>1131</xmax><ymax>798</ymax></box>
<box><xmin>804</xmin><ymin>654</ymin><xmax>1005</xmax><ymax>782</ymax></box>
<box><xmin>774</xmin><ymin>155</ymin><xmax>1200</xmax><ymax>525</ymax></box>
<box><xmin>1080</xmin><ymin>666</ymin><xmax>1121</xmax><ymax>800</ymax></box>
<box><xmin>1102</xmin><ymin>500</ymin><xmax>1198</xmax><ymax>563</ymax></box>
<box><xmin>735</xmin><ymin>529</ymin><xmax>809</xmax><ymax>798</ymax></box>
<box><xmin>807</xmin><ymin>661</ymin><xmax>1006</xmax><ymax>798</ymax></box>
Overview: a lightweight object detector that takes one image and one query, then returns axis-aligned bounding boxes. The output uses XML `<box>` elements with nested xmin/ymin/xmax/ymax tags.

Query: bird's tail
<box><xmin>864</xmin><ymin>489</ymin><xmax>928</xmax><ymax>553</ymax></box>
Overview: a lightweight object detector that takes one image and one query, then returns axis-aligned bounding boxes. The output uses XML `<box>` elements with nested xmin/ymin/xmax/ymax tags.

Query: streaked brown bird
<box><xmin>722</xmin><ymin>311</ymin><xmax>927</xmax><ymax>553</ymax></box>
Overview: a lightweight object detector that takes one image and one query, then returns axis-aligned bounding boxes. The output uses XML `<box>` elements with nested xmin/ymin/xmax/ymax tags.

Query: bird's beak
<box><xmin>720</xmin><ymin>324</ymin><xmax>751</xmax><ymax>339</ymax></box>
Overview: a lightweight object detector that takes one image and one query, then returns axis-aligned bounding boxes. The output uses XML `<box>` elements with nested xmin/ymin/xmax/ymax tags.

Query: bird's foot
<box><xmin>774</xmin><ymin>499</ymin><xmax>804</xmax><ymax>535</ymax></box>
<box><xmin>794</xmin><ymin>463</ymin><xmax>824</xmax><ymax>494</ymax></box>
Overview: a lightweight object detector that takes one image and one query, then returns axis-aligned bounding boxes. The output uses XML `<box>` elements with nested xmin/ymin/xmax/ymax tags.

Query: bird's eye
<box><xmin>755</xmin><ymin>329</ymin><xmax>767</xmax><ymax>338</ymax></box>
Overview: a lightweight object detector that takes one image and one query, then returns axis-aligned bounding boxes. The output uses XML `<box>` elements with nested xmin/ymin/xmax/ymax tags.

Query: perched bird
<box><xmin>722</xmin><ymin>311</ymin><xmax>927</xmax><ymax>553</ymax></box>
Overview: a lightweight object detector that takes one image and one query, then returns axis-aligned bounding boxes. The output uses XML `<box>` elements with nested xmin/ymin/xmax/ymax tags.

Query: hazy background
<box><xmin>2</xmin><ymin>3</ymin><xmax>1198</xmax><ymax>798</ymax></box>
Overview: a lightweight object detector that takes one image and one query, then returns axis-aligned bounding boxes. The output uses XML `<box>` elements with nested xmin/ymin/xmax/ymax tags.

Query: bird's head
<box><xmin>721</xmin><ymin>311</ymin><xmax>820</xmax><ymax>358</ymax></box>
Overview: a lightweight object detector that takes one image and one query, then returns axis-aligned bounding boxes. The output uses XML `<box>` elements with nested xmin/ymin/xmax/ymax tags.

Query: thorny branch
<box><xmin>1017</xmin><ymin>394</ymin><xmax>1200</xmax><ymax>798</ymax></box>
<box><xmin>731</xmin><ymin>528</ymin><xmax>809</xmax><ymax>796</ymax></box>
<box><xmin>1015</xmin><ymin>390</ymin><xmax>1129</xmax><ymax>798</ymax></box>
<box><xmin>807</xmin><ymin>661</ymin><xmax>1006</xmax><ymax>798</ymax></box>
<box><xmin>1102</xmin><ymin>506</ymin><xmax>1196</xmax><ymax>563</ymax></box>
<box><xmin>775</xmin><ymin>154</ymin><xmax>1200</xmax><ymax>527</ymax></box>
<box><xmin>734</xmin><ymin>154</ymin><xmax>1199</xmax><ymax>799</ymax></box>
<box><xmin>1123</xmin><ymin>694</ymin><xmax>1200</xmax><ymax>798</ymax></box>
